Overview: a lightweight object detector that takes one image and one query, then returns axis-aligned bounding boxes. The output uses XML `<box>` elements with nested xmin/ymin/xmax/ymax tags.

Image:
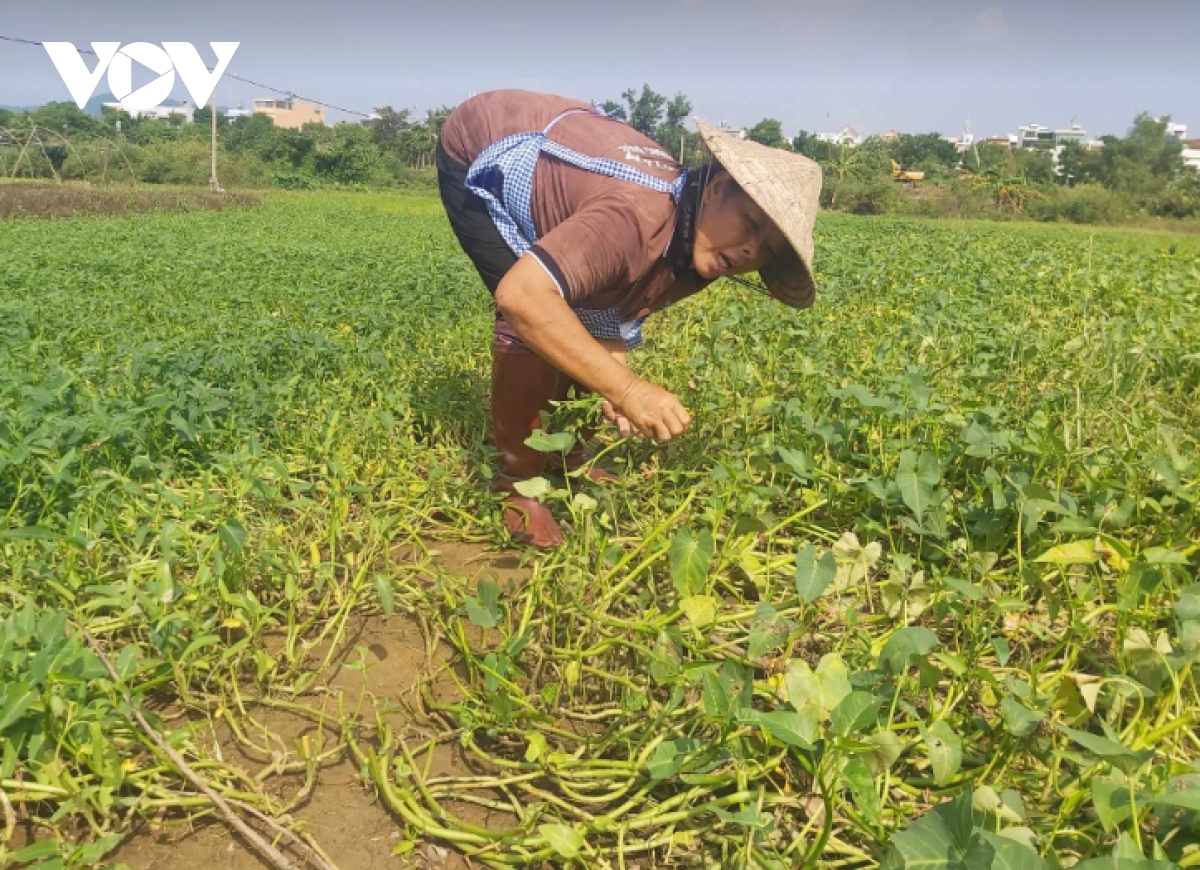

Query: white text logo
<box><xmin>43</xmin><ymin>42</ymin><xmax>240</xmax><ymax>111</ymax></box>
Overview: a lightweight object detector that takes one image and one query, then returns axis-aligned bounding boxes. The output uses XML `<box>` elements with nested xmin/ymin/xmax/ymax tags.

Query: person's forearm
<box><xmin>496</xmin><ymin>258</ymin><xmax>639</xmax><ymax>403</ymax></box>
<box><xmin>598</xmin><ymin>337</ymin><xmax>628</xmax><ymax>369</ymax></box>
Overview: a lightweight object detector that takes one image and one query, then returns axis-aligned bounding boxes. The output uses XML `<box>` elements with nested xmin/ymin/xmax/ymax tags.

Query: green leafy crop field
<box><xmin>1</xmin><ymin>193</ymin><xmax>1198</xmax><ymax>869</ymax></box>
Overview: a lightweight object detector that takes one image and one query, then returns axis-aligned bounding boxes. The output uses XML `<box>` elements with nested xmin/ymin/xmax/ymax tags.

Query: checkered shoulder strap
<box><xmin>465</xmin><ymin>108</ymin><xmax>687</xmax><ymax>257</ymax></box>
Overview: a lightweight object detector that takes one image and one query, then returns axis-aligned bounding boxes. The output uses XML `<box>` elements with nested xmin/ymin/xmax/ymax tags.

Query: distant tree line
<box><xmin>0</xmin><ymin>101</ymin><xmax>452</xmax><ymax>189</ymax></box>
<box><xmin>2</xmin><ymin>89</ymin><xmax>1197</xmax><ymax>224</ymax></box>
<box><xmin>756</xmin><ymin>111</ymin><xmax>1199</xmax><ymax>222</ymax></box>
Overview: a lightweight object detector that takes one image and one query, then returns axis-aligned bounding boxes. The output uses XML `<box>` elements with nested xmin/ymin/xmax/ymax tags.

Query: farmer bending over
<box><xmin>437</xmin><ymin>90</ymin><xmax>822</xmax><ymax>548</ymax></box>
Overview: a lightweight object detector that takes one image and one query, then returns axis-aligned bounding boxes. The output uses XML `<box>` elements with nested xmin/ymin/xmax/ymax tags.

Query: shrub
<box><xmin>830</xmin><ymin>176</ymin><xmax>902</xmax><ymax>215</ymax></box>
<box><xmin>1029</xmin><ymin>184</ymin><xmax>1130</xmax><ymax>224</ymax></box>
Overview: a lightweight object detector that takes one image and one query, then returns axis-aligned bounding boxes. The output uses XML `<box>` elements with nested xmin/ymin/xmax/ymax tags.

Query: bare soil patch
<box><xmin>0</xmin><ymin>181</ymin><xmax>261</xmax><ymax>220</ymax></box>
<box><xmin>113</xmin><ymin>541</ymin><xmax>532</xmax><ymax>870</ymax></box>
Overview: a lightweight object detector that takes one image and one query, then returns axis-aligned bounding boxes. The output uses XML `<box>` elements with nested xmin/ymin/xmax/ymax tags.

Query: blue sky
<box><xmin>2</xmin><ymin>0</ymin><xmax>1197</xmax><ymax>140</ymax></box>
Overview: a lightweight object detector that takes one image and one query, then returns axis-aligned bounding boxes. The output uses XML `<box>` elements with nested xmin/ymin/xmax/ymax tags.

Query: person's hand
<box><xmin>611</xmin><ymin>378</ymin><xmax>691</xmax><ymax>443</ymax></box>
<box><xmin>602</xmin><ymin>399</ymin><xmax>635</xmax><ymax>438</ymax></box>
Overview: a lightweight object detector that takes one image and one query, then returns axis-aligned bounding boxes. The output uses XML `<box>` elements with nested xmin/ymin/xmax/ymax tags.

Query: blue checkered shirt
<box><xmin>465</xmin><ymin>107</ymin><xmax>686</xmax><ymax>349</ymax></box>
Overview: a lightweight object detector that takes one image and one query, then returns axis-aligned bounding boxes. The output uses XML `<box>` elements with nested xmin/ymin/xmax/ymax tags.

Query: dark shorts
<box><xmin>436</xmin><ymin>144</ymin><xmax>518</xmax><ymax>295</ymax></box>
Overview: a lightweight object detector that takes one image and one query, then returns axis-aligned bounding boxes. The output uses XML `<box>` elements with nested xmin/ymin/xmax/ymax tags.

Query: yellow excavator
<box><xmin>891</xmin><ymin>159</ymin><xmax>925</xmax><ymax>183</ymax></box>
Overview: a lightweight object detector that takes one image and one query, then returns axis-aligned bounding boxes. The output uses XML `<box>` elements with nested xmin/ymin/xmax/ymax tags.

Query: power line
<box><xmin>0</xmin><ymin>34</ymin><xmax>374</xmax><ymax>118</ymax></box>
<box><xmin>0</xmin><ymin>35</ymin><xmax>45</xmax><ymax>49</ymax></box>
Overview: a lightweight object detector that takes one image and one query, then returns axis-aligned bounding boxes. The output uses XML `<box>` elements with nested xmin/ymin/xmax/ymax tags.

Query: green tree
<box><xmin>1014</xmin><ymin>148</ymin><xmax>1055</xmax><ymax>185</ymax></box>
<box><xmin>656</xmin><ymin>93</ymin><xmax>693</xmax><ymax>159</ymax></box>
<box><xmin>1092</xmin><ymin>113</ymin><xmax>1185</xmax><ymax>193</ymax></box>
<box><xmin>369</xmin><ymin>106</ymin><xmax>412</xmax><ymax>151</ymax></box>
<box><xmin>621</xmin><ymin>85</ymin><xmax>667</xmax><ymax>138</ymax></box>
<box><xmin>1054</xmin><ymin>140</ymin><xmax>1103</xmax><ymax>186</ymax></box>
<box><xmin>747</xmin><ymin>118</ymin><xmax>788</xmax><ymax>149</ymax></box>
<box><xmin>598</xmin><ymin>100</ymin><xmax>626</xmax><ymax>121</ymax></box>
<box><xmin>820</xmin><ymin>144</ymin><xmax>874</xmax><ymax>206</ymax></box>
<box><xmin>791</xmin><ymin>130</ymin><xmax>821</xmax><ymax>159</ymax></box>
<box><xmin>888</xmin><ymin>133</ymin><xmax>960</xmax><ymax>176</ymax></box>
<box><xmin>191</xmin><ymin>105</ymin><xmax>227</xmax><ymax>129</ymax></box>
<box><xmin>29</xmin><ymin>102</ymin><xmax>104</xmax><ymax>136</ymax></box>
<box><xmin>313</xmin><ymin>123</ymin><xmax>377</xmax><ymax>183</ymax></box>
<box><xmin>965</xmin><ymin>142</ymin><xmax>1014</xmax><ymax>176</ymax></box>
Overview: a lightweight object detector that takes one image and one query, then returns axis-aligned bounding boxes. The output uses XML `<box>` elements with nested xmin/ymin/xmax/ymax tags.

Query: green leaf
<box><xmin>991</xmin><ymin>636</ymin><xmax>1012</xmax><ymax>666</ymax></box>
<box><xmin>1001</xmin><ymin>697</ymin><xmax>1045</xmax><ymax>737</ymax></box>
<box><xmin>70</xmin><ymin>833</ymin><xmax>123</xmax><ymax>865</ymax></box>
<box><xmin>1150</xmin><ymin>456</ymin><xmax>1180</xmax><ymax>491</ymax></box>
<box><xmin>649</xmin><ymin>630</ymin><xmax>681</xmax><ymax>685</ymax></box>
<box><xmin>1034</xmin><ymin>538</ymin><xmax>1100</xmax><ymax>565</ymax></box>
<box><xmin>1091</xmin><ymin>774</ymin><xmax>1132</xmax><ymax>833</ymax></box>
<box><xmin>465</xmin><ymin>580</ymin><xmax>502</xmax><ymax>629</ymax></box>
<box><xmin>217</xmin><ymin>518</ymin><xmax>247</xmax><ymax>555</ymax></box>
<box><xmin>702</xmin><ymin>661</ymin><xmax>750</xmax><ymax>720</ymax></box>
<box><xmin>680</xmin><ymin>595</ymin><xmax>717</xmax><ymax>628</ymax></box>
<box><xmin>783</xmin><ymin>659</ymin><xmax>823</xmax><ymax>725</ymax></box>
<box><xmin>746</xmin><ymin>602</ymin><xmax>795</xmax><ymax>659</ymax></box>
<box><xmin>525</xmin><ymin>430</ymin><xmax>576</xmax><ymax>454</ymax></box>
<box><xmin>1074</xmin><ymin>844</ymin><xmax>1177</xmax><ymax>870</ymax></box>
<box><xmin>115</xmin><ymin>644</ymin><xmax>140</xmax><ymax>681</ymax></box>
<box><xmin>670</xmin><ymin>528</ymin><xmax>714</xmax><ymax>596</ymax></box>
<box><xmin>979</xmin><ymin>830</ymin><xmax>1050</xmax><ymax>870</ymax></box>
<box><xmin>777</xmin><ymin>446</ymin><xmax>812</xmax><ymax>479</ymax></box>
<box><xmin>886</xmin><ymin>789</ymin><xmax>993</xmax><ymax>870</ymax></box>
<box><xmin>373</xmin><ymin>574</ymin><xmax>395</xmax><ymax>616</ymax></box>
<box><xmin>814</xmin><ymin>654</ymin><xmax>852</xmax><ymax>712</ymax></box>
<box><xmin>1056</xmin><ymin>725</ymin><xmax>1153</xmax><ymax>774</ymax></box>
<box><xmin>525</xmin><ymin>732</ymin><xmax>547</xmax><ymax>762</ymax></box>
<box><xmin>1144</xmin><ymin>547</ymin><xmax>1189</xmax><ymax>566</ymax></box>
<box><xmin>843</xmin><ymin>756</ymin><xmax>881</xmax><ymax>825</ymax></box>
<box><xmin>924</xmin><ymin>720</ymin><xmax>962</xmax><ymax>785</ymax></box>
<box><xmin>794</xmin><ymin>544</ymin><xmax>837</xmax><ymax>602</ymax></box>
<box><xmin>538</xmin><ymin>823</ymin><xmax>585</xmax><ymax>859</ymax></box>
<box><xmin>713</xmin><ymin>802</ymin><xmax>772</xmax><ymax>828</ymax></box>
<box><xmin>880</xmin><ymin>626</ymin><xmax>938</xmax><ymax>673</ymax></box>
<box><xmin>0</xmin><ymin>525</ymin><xmax>59</xmax><ymax>542</ymax></box>
<box><xmin>1144</xmin><ymin>787</ymin><xmax>1200</xmax><ymax>812</ymax></box>
<box><xmin>512</xmin><ymin>476</ymin><xmax>551</xmax><ymax>499</ymax></box>
<box><xmin>645</xmin><ymin>740</ymin><xmax>684</xmax><ymax>780</ymax></box>
<box><xmin>0</xmin><ymin>681</ymin><xmax>37</xmax><ymax>732</ymax></box>
<box><xmin>1174</xmin><ymin>584</ymin><xmax>1200</xmax><ymax>623</ymax></box>
<box><xmin>945</xmin><ymin>576</ymin><xmax>986</xmax><ymax>601</ymax></box>
<box><xmin>896</xmin><ymin>449</ymin><xmax>940</xmax><ymax>518</ymax></box>
<box><xmin>864</xmin><ymin>730</ymin><xmax>903</xmax><ymax>775</ymax></box>
<box><xmin>12</xmin><ymin>840</ymin><xmax>62</xmax><ymax>863</ymax></box>
<box><xmin>830</xmin><ymin>691</ymin><xmax>882</xmax><ymax>736</ymax></box>
<box><xmin>756</xmin><ymin>709</ymin><xmax>816</xmax><ymax>749</ymax></box>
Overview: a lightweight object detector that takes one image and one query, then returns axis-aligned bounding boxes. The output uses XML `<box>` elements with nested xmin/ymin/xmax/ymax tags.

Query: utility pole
<box><xmin>208</xmin><ymin>81</ymin><xmax>221</xmax><ymax>192</ymax></box>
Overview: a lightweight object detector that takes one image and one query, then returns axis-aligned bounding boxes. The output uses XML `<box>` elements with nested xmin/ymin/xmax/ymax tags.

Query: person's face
<box><xmin>691</xmin><ymin>172</ymin><xmax>787</xmax><ymax>280</ymax></box>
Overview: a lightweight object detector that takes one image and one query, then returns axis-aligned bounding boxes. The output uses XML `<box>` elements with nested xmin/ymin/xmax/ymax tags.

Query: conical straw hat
<box><xmin>694</xmin><ymin>118</ymin><xmax>823</xmax><ymax>309</ymax></box>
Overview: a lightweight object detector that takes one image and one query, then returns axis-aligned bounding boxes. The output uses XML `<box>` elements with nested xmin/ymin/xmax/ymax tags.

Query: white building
<box><xmin>1183</xmin><ymin>141</ymin><xmax>1200</xmax><ymax>172</ymax></box>
<box><xmin>1017</xmin><ymin>123</ymin><xmax>1087</xmax><ymax>150</ymax></box>
<box><xmin>943</xmin><ymin>122</ymin><xmax>975</xmax><ymax>152</ymax></box>
<box><xmin>816</xmin><ymin>125</ymin><xmax>862</xmax><ymax>147</ymax></box>
<box><xmin>102</xmin><ymin>102</ymin><xmax>194</xmax><ymax>123</ymax></box>
<box><xmin>716</xmin><ymin>121</ymin><xmax>747</xmax><ymax>140</ymax></box>
<box><xmin>1165</xmin><ymin>121</ymin><xmax>1188</xmax><ymax>141</ymax></box>
<box><xmin>224</xmin><ymin>104</ymin><xmax>252</xmax><ymax>121</ymax></box>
